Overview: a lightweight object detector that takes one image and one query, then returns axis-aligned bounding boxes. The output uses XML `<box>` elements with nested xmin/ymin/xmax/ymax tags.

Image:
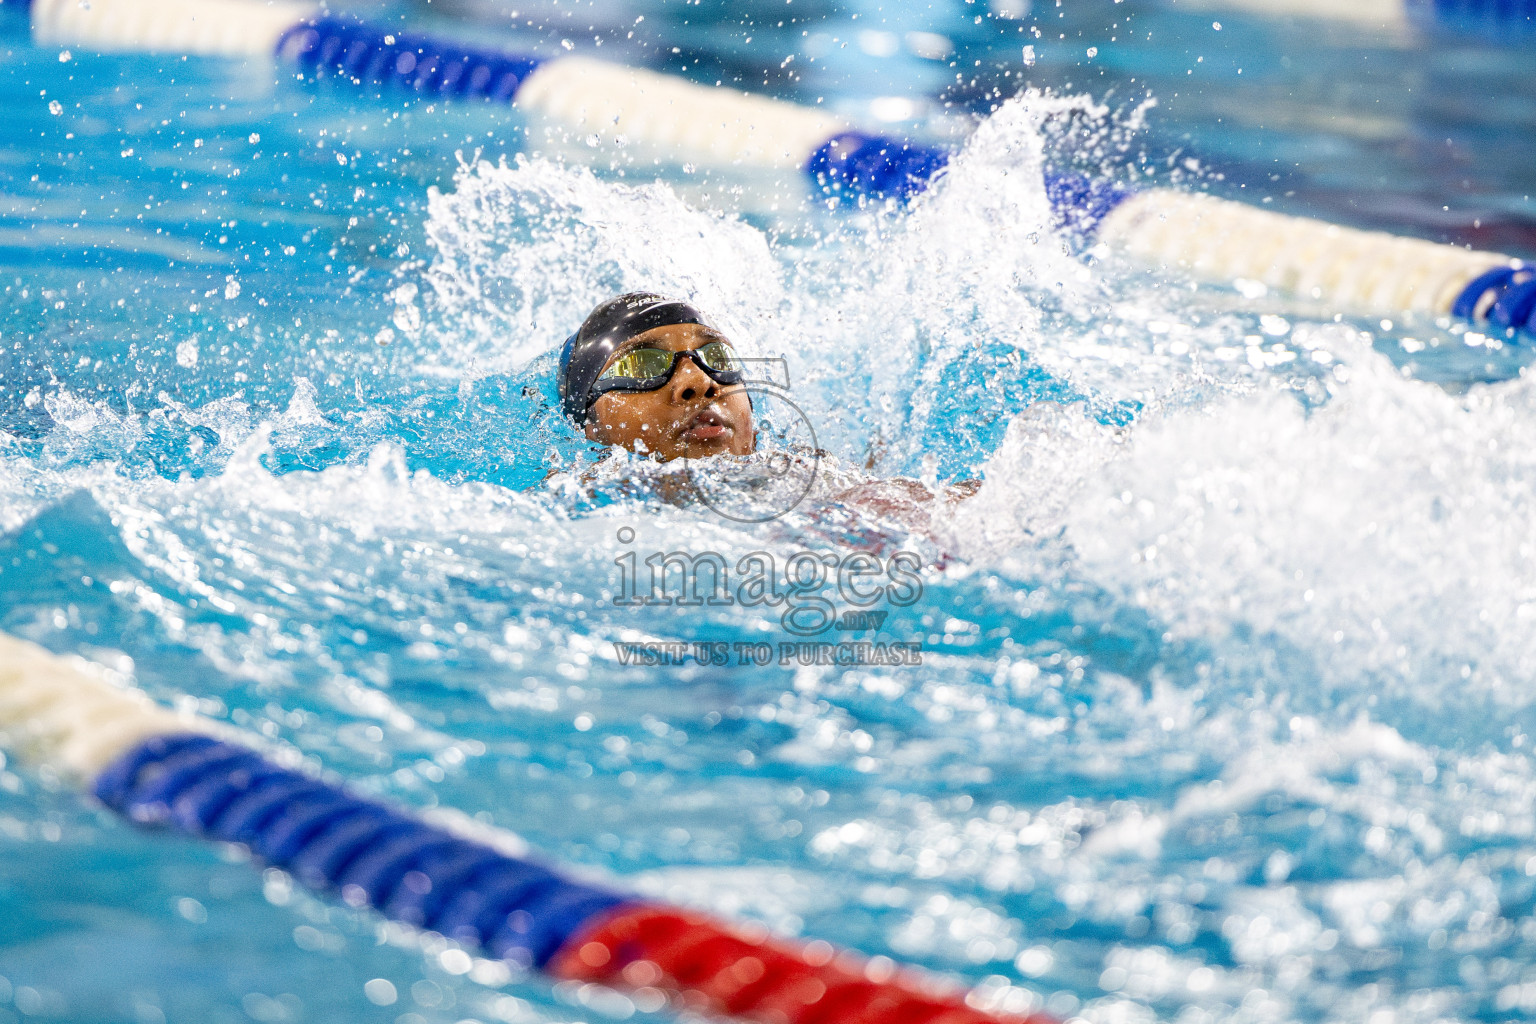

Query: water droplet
<box><xmin>362</xmin><ymin>980</ymin><xmax>396</xmax><ymax>1007</ymax></box>
<box><xmin>392</xmin><ymin>304</ymin><xmax>422</xmax><ymax>334</ymax></box>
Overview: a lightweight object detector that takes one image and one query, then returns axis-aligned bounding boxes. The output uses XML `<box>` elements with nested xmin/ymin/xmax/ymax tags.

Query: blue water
<box><xmin>4</xmin><ymin>1</ymin><xmax>1536</xmax><ymax>1022</ymax></box>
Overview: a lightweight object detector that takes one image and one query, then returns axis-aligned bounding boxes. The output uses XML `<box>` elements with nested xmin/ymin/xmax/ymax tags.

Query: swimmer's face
<box><xmin>585</xmin><ymin>323</ymin><xmax>755</xmax><ymax>461</ymax></box>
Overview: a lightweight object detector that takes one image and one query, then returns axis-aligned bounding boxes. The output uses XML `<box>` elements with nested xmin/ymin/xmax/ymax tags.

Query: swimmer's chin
<box><xmin>632</xmin><ymin>428</ymin><xmax>750</xmax><ymax>462</ymax></box>
<box><xmin>674</xmin><ymin>430</ymin><xmax>738</xmax><ymax>459</ymax></box>
<box><xmin>590</xmin><ymin>437</ymin><xmax>739</xmax><ymax>463</ymax></box>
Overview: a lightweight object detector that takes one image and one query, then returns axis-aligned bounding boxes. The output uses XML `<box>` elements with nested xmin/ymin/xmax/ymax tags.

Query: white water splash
<box><xmin>952</xmin><ymin>340</ymin><xmax>1536</xmax><ymax>736</ymax></box>
<box><xmin>419</xmin><ymin>156</ymin><xmax>782</xmax><ymax>372</ymax></box>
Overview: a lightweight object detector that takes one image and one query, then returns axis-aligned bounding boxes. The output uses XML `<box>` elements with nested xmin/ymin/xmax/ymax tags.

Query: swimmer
<box><xmin>558</xmin><ymin>292</ymin><xmax>977</xmax><ymax>528</ymax></box>
<box><xmin>559</xmin><ymin>292</ymin><xmax>754</xmax><ymax>462</ymax></box>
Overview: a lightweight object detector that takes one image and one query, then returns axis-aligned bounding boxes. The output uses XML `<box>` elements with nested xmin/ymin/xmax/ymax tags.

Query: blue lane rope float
<box><xmin>272</xmin><ymin>17</ymin><xmax>542</xmax><ymax>102</ymax></box>
<box><xmin>89</xmin><ymin>730</ymin><xmax>633</xmax><ymax>969</ymax></box>
<box><xmin>1420</xmin><ymin>0</ymin><xmax>1536</xmax><ymax>30</ymax></box>
<box><xmin>804</xmin><ymin>131</ymin><xmax>955</xmax><ymax>203</ymax></box>
<box><xmin>1453</xmin><ymin>266</ymin><xmax>1536</xmax><ymax>329</ymax></box>
<box><xmin>18</xmin><ymin>0</ymin><xmax>1533</xmax><ymax>332</ymax></box>
<box><xmin>0</xmin><ymin>632</ymin><xmax>1052</xmax><ymax>1024</ymax></box>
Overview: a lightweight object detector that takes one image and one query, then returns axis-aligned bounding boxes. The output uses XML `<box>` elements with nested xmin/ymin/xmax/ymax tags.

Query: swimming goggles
<box><xmin>586</xmin><ymin>340</ymin><xmax>745</xmax><ymax>406</ymax></box>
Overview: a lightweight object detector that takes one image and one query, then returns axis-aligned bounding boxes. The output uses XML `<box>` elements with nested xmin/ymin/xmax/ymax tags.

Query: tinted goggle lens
<box><xmin>697</xmin><ymin>340</ymin><xmax>742</xmax><ymax>374</ymax></box>
<box><xmin>600</xmin><ymin>347</ymin><xmax>672</xmax><ymax>381</ymax></box>
<box><xmin>599</xmin><ymin>340</ymin><xmax>742</xmax><ymax>383</ymax></box>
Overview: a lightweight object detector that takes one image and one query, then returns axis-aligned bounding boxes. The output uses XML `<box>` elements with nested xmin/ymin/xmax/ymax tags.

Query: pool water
<box><xmin>4</xmin><ymin>1</ymin><xmax>1536</xmax><ymax>1022</ymax></box>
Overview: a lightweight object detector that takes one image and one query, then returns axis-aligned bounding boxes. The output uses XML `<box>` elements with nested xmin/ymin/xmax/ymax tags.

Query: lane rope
<box><xmin>21</xmin><ymin>0</ymin><xmax>1532</xmax><ymax>327</ymax></box>
<box><xmin>0</xmin><ymin>632</ymin><xmax>1050</xmax><ymax>1024</ymax></box>
<box><xmin>1093</xmin><ymin>189</ymin><xmax>1521</xmax><ymax>320</ymax></box>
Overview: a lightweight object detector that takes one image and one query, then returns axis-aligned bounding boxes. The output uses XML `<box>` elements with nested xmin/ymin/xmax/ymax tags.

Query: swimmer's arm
<box><xmin>830</xmin><ymin>477</ymin><xmax>980</xmax><ymax>524</ymax></box>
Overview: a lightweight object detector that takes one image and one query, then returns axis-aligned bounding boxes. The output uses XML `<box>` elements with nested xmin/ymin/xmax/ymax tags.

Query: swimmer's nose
<box><xmin>668</xmin><ymin>354</ymin><xmax>717</xmax><ymax>404</ymax></box>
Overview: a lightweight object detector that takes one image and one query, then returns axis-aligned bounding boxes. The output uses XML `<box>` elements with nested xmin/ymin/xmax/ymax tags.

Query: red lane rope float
<box><xmin>550</xmin><ymin>904</ymin><xmax>1056</xmax><ymax>1024</ymax></box>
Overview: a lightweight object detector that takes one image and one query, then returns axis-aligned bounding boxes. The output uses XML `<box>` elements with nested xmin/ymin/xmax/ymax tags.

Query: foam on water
<box><xmin>954</xmin><ymin>346</ymin><xmax>1536</xmax><ymax>736</ymax></box>
<box><xmin>6</xmin><ymin>80</ymin><xmax>1536</xmax><ymax>1024</ymax></box>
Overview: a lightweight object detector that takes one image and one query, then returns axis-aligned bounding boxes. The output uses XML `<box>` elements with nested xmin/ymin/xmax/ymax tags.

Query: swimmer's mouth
<box><xmin>679</xmin><ymin>407</ymin><xmax>732</xmax><ymax>443</ymax></box>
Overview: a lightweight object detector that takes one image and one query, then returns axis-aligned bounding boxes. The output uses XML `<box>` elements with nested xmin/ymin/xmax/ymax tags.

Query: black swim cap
<box><xmin>559</xmin><ymin>292</ymin><xmax>713</xmax><ymax>426</ymax></box>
